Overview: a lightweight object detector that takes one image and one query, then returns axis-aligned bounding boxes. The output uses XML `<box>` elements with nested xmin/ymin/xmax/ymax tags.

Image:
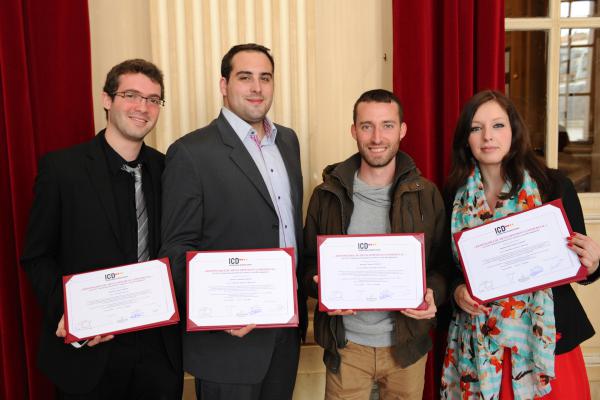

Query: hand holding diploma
<box><xmin>56</xmin><ymin>314</ymin><xmax>114</xmax><ymax>347</ymax></box>
<box><xmin>454</xmin><ymin>230</ymin><xmax>600</xmax><ymax>316</ymax></box>
<box><xmin>187</xmin><ymin>248</ymin><xmax>298</xmax><ymax>331</ymax></box>
<box><xmin>226</xmin><ymin>324</ymin><xmax>256</xmax><ymax>338</ymax></box>
<box><xmin>314</xmin><ymin>274</ymin><xmax>435</xmax><ymax>318</ymax></box>
<box><xmin>317</xmin><ymin>234</ymin><xmax>427</xmax><ymax>311</ymax></box>
<box><xmin>63</xmin><ymin>259</ymin><xmax>179</xmax><ymax>343</ymax></box>
<box><xmin>313</xmin><ymin>275</ymin><xmax>356</xmax><ymax>316</ymax></box>
<box><xmin>454</xmin><ymin>200</ymin><xmax>588</xmax><ymax>303</ymax></box>
<box><xmin>401</xmin><ymin>288</ymin><xmax>437</xmax><ymax>319</ymax></box>
<box><xmin>568</xmin><ymin>232</ymin><xmax>600</xmax><ymax>276</ymax></box>
<box><xmin>453</xmin><ymin>284</ymin><xmax>491</xmax><ymax>316</ymax></box>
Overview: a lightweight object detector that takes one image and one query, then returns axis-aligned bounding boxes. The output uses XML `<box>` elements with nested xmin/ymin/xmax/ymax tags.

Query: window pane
<box><xmin>505</xmin><ymin>0</ymin><xmax>549</xmax><ymax>17</ymax></box>
<box><xmin>505</xmin><ymin>31</ymin><xmax>548</xmax><ymax>156</ymax></box>
<box><xmin>560</xmin><ymin>0</ymin><xmax>600</xmax><ymax>17</ymax></box>
<box><xmin>563</xmin><ymin>28</ymin><xmax>593</xmax><ymax>46</ymax></box>
<box><xmin>561</xmin><ymin>96</ymin><xmax>590</xmax><ymax>140</ymax></box>
<box><xmin>560</xmin><ymin>47</ymin><xmax>593</xmax><ymax>94</ymax></box>
<box><xmin>557</xmin><ymin>28</ymin><xmax>599</xmax><ymax>192</ymax></box>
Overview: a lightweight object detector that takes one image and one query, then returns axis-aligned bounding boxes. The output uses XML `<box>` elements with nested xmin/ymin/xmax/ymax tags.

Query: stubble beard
<box><xmin>359</xmin><ymin>145</ymin><xmax>398</xmax><ymax>169</ymax></box>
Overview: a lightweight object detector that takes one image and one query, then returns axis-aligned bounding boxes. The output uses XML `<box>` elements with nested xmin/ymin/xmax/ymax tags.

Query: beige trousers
<box><xmin>325</xmin><ymin>341</ymin><xmax>427</xmax><ymax>400</ymax></box>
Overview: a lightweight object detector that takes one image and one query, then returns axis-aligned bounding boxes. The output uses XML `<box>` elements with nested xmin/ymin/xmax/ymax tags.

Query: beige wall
<box><xmin>309</xmin><ymin>0</ymin><xmax>393</xmax><ymax>189</ymax></box>
<box><xmin>88</xmin><ymin>0</ymin><xmax>153</xmax><ymax>138</ymax></box>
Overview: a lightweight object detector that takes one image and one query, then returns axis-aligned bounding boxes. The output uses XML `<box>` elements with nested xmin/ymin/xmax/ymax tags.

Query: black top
<box><xmin>545</xmin><ymin>169</ymin><xmax>598</xmax><ymax>353</ymax></box>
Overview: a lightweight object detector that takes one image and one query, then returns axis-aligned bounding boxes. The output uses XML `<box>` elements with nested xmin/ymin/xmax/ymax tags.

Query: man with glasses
<box><xmin>21</xmin><ymin>59</ymin><xmax>182</xmax><ymax>399</ymax></box>
<box><xmin>161</xmin><ymin>43</ymin><xmax>306</xmax><ymax>400</ymax></box>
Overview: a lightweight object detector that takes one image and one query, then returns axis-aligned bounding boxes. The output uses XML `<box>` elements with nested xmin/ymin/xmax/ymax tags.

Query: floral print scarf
<box><xmin>441</xmin><ymin>165</ymin><xmax>556</xmax><ymax>400</ymax></box>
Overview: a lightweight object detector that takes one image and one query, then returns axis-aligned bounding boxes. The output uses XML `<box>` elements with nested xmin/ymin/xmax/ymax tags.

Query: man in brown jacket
<box><xmin>303</xmin><ymin>89</ymin><xmax>449</xmax><ymax>399</ymax></box>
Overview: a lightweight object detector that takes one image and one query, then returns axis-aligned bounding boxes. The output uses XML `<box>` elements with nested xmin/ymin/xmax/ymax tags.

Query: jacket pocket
<box><xmin>397</xmin><ymin>314</ymin><xmax>435</xmax><ymax>344</ymax></box>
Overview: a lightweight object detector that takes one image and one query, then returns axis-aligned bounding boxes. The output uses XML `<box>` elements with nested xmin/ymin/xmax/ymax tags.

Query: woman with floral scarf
<box><xmin>441</xmin><ymin>90</ymin><xmax>600</xmax><ymax>400</ymax></box>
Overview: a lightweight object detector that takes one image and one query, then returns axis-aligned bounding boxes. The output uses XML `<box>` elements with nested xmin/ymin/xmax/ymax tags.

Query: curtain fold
<box><xmin>393</xmin><ymin>0</ymin><xmax>504</xmax><ymax>187</ymax></box>
<box><xmin>392</xmin><ymin>2</ymin><xmax>504</xmax><ymax>399</ymax></box>
<box><xmin>0</xmin><ymin>1</ymin><xmax>95</xmax><ymax>398</ymax></box>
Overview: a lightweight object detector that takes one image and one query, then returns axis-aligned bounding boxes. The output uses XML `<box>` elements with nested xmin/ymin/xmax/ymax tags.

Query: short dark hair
<box><xmin>353</xmin><ymin>89</ymin><xmax>404</xmax><ymax>124</ymax></box>
<box><xmin>445</xmin><ymin>90</ymin><xmax>550</xmax><ymax>200</ymax></box>
<box><xmin>102</xmin><ymin>59</ymin><xmax>164</xmax><ymax>118</ymax></box>
<box><xmin>221</xmin><ymin>43</ymin><xmax>275</xmax><ymax>80</ymax></box>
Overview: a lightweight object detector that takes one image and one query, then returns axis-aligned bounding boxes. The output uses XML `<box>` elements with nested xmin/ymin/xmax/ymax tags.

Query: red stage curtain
<box><xmin>0</xmin><ymin>1</ymin><xmax>95</xmax><ymax>398</ymax></box>
<box><xmin>392</xmin><ymin>2</ymin><xmax>505</xmax><ymax>399</ymax></box>
<box><xmin>392</xmin><ymin>0</ymin><xmax>505</xmax><ymax>187</ymax></box>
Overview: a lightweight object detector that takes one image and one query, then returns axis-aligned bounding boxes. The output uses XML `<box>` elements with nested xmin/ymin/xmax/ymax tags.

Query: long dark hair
<box><xmin>445</xmin><ymin>90</ymin><xmax>550</xmax><ymax>200</ymax></box>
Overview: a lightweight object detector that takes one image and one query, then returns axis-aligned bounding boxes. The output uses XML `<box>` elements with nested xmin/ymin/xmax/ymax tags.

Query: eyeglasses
<box><xmin>113</xmin><ymin>91</ymin><xmax>165</xmax><ymax>107</ymax></box>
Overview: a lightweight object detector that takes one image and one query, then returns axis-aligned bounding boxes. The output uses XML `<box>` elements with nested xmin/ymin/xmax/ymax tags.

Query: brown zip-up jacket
<box><xmin>303</xmin><ymin>152</ymin><xmax>450</xmax><ymax>372</ymax></box>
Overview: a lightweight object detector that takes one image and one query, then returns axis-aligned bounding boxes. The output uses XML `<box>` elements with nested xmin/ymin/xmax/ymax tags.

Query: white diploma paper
<box><xmin>318</xmin><ymin>234</ymin><xmax>426</xmax><ymax>311</ymax></box>
<box><xmin>455</xmin><ymin>200</ymin><xmax>584</xmax><ymax>303</ymax></box>
<box><xmin>187</xmin><ymin>248</ymin><xmax>298</xmax><ymax>330</ymax></box>
<box><xmin>64</xmin><ymin>259</ymin><xmax>178</xmax><ymax>342</ymax></box>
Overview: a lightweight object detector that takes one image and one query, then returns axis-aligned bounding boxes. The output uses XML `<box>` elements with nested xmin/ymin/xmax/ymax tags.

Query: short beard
<box><xmin>359</xmin><ymin>148</ymin><xmax>396</xmax><ymax>169</ymax></box>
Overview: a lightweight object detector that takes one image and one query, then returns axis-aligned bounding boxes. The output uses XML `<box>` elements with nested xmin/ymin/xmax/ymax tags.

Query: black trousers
<box><xmin>195</xmin><ymin>328</ymin><xmax>301</xmax><ymax>400</ymax></box>
<box><xmin>59</xmin><ymin>330</ymin><xmax>182</xmax><ymax>400</ymax></box>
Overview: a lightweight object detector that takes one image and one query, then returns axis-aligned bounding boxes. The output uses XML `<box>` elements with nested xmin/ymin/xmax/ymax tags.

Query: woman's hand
<box><xmin>454</xmin><ymin>284</ymin><xmax>491</xmax><ymax>316</ymax></box>
<box><xmin>568</xmin><ymin>232</ymin><xmax>600</xmax><ymax>276</ymax></box>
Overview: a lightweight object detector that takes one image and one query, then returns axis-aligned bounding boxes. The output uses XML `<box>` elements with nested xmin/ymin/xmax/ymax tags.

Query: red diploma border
<box><xmin>317</xmin><ymin>233</ymin><xmax>428</xmax><ymax>312</ymax></box>
<box><xmin>186</xmin><ymin>248</ymin><xmax>299</xmax><ymax>331</ymax></box>
<box><xmin>63</xmin><ymin>258</ymin><xmax>180</xmax><ymax>343</ymax></box>
<box><xmin>453</xmin><ymin>199</ymin><xmax>587</xmax><ymax>304</ymax></box>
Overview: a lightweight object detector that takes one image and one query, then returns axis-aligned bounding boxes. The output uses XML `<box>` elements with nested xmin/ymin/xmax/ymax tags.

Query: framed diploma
<box><xmin>63</xmin><ymin>258</ymin><xmax>179</xmax><ymax>343</ymax></box>
<box><xmin>454</xmin><ymin>199</ymin><xmax>587</xmax><ymax>303</ymax></box>
<box><xmin>317</xmin><ymin>234</ymin><xmax>427</xmax><ymax>312</ymax></box>
<box><xmin>186</xmin><ymin>248</ymin><xmax>299</xmax><ymax>331</ymax></box>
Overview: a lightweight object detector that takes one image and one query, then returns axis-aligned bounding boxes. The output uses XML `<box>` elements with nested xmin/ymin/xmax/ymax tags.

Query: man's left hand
<box><xmin>401</xmin><ymin>288</ymin><xmax>436</xmax><ymax>320</ymax></box>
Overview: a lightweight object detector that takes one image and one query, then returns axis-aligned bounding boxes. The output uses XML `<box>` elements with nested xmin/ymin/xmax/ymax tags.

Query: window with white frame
<box><xmin>505</xmin><ymin>0</ymin><xmax>600</xmax><ymax>192</ymax></box>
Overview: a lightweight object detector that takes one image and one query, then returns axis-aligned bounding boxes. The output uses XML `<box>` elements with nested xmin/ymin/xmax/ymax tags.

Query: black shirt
<box><xmin>100</xmin><ymin>134</ymin><xmax>161</xmax><ymax>346</ymax></box>
<box><xmin>101</xmin><ymin>134</ymin><xmax>156</xmax><ymax>264</ymax></box>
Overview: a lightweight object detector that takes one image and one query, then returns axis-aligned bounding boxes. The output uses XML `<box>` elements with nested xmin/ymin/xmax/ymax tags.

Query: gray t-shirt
<box><xmin>344</xmin><ymin>172</ymin><xmax>395</xmax><ymax>347</ymax></box>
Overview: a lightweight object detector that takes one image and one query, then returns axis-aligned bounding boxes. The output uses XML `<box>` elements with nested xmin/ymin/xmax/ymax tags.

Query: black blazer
<box><xmin>160</xmin><ymin>112</ymin><xmax>306</xmax><ymax>384</ymax></box>
<box><xmin>546</xmin><ymin>169</ymin><xmax>597</xmax><ymax>353</ymax></box>
<box><xmin>21</xmin><ymin>132</ymin><xmax>181</xmax><ymax>393</ymax></box>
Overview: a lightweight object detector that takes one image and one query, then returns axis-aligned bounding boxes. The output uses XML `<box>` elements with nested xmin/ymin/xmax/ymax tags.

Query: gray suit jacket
<box><xmin>160</xmin><ymin>112</ymin><xmax>306</xmax><ymax>383</ymax></box>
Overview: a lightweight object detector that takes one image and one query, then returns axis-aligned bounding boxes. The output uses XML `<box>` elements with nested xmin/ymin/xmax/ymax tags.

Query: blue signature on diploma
<box><xmin>529</xmin><ymin>265</ymin><xmax>543</xmax><ymax>276</ymax></box>
<box><xmin>249</xmin><ymin>306</ymin><xmax>263</xmax><ymax>315</ymax></box>
<box><xmin>236</xmin><ymin>306</ymin><xmax>263</xmax><ymax>317</ymax></box>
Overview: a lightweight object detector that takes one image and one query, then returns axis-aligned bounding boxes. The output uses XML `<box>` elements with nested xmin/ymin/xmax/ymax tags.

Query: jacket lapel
<box><xmin>85</xmin><ymin>132</ymin><xmax>124</xmax><ymax>251</ymax></box>
<box><xmin>275</xmin><ymin>128</ymin><xmax>302</xmax><ymax>214</ymax></box>
<box><xmin>216</xmin><ymin>113</ymin><xmax>276</xmax><ymax>212</ymax></box>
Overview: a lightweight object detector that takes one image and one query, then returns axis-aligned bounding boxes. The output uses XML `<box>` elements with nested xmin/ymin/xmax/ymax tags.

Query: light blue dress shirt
<box><xmin>221</xmin><ymin>107</ymin><xmax>297</xmax><ymax>255</ymax></box>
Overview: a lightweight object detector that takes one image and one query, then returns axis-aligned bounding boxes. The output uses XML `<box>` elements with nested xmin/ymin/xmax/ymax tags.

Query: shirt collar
<box><xmin>100</xmin><ymin>132</ymin><xmax>146</xmax><ymax>175</ymax></box>
<box><xmin>221</xmin><ymin>107</ymin><xmax>277</xmax><ymax>145</ymax></box>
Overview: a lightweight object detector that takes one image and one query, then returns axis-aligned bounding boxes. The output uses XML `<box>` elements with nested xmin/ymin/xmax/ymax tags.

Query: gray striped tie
<box><xmin>122</xmin><ymin>164</ymin><xmax>149</xmax><ymax>262</ymax></box>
